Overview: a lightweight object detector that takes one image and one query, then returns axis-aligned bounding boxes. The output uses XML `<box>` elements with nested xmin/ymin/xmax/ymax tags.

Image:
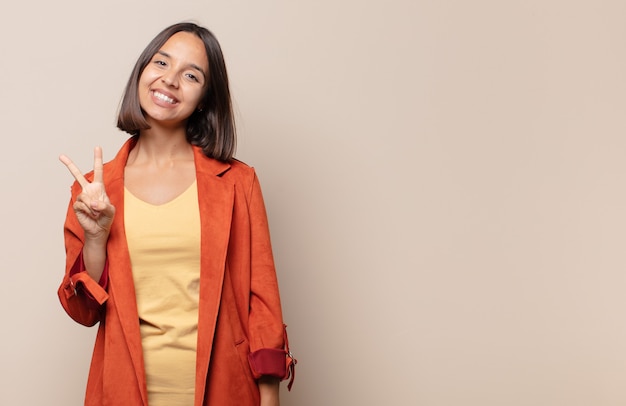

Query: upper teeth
<box><xmin>154</xmin><ymin>91</ymin><xmax>175</xmax><ymax>104</ymax></box>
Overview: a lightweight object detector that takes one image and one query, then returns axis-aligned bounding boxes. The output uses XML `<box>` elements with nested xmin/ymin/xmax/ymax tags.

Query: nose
<box><xmin>161</xmin><ymin>71</ymin><xmax>179</xmax><ymax>88</ymax></box>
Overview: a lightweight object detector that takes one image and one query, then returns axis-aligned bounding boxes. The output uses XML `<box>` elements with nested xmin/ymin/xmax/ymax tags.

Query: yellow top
<box><xmin>124</xmin><ymin>180</ymin><xmax>201</xmax><ymax>406</ymax></box>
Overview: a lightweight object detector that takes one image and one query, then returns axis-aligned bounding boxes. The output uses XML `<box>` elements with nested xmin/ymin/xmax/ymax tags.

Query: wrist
<box><xmin>83</xmin><ymin>233</ymin><xmax>109</xmax><ymax>247</ymax></box>
<box><xmin>259</xmin><ymin>377</ymin><xmax>280</xmax><ymax>406</ymax></box>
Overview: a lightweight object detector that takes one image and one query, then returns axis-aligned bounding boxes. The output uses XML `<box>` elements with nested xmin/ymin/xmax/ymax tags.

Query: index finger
<box><xmin>93</xmin><ymin>146</ymin><xmax>104</xmax><ymax>184</ymax></box>
<box><xmin>59</xmin><ymin>154</ymin><xmax>89</xmax><ymax>189</ymax></box>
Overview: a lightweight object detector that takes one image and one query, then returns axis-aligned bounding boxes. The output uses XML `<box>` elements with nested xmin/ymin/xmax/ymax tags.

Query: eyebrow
<box><xmin>156</xmin><ymin>50</ymin><xmax>207</xmax><ymax>79</ymax></box>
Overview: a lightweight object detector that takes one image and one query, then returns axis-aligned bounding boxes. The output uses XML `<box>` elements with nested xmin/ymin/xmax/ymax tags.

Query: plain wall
<box><xmin>2</xmin><ymin>0</ymin><xmax>626</xmax><ymax>405</ymax></box>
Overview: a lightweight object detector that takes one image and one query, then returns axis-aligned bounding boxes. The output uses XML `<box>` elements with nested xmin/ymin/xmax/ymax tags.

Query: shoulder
<box><xmin>229</xmin><ymin>157</ymin><xmax>253</xmax><ymax>172</ymax></box>
<box><xmin>223</xmin><ymin>158</ymin><xmax>258</xmax><ymax>192</ymax></box>
<box><xmin>193</xmin><ymin>150</ymin><xmax>259</xmax><ymax>192</ymax></box>
<box><xmin>223</xmin><ymin>157</ymin><xmax>256</xmax><ymax>179</ymax></box>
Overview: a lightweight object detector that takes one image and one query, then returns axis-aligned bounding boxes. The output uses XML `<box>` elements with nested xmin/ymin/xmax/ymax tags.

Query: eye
<box><xmin>185</xmin><ymin>73</ymin><xmax>200</xmax><ymax>82</ymax></box>
<box><xmin>153</xmin><ymin>60</ymin><xmax>167</xmax><ymax>67</ymax></box>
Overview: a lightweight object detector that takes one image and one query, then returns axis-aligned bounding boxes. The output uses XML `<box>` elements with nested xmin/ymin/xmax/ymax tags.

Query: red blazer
<box><xmin>58</xmin><ymin>137</ymin><xmax>289</xmax><ymax>405</ymax></box>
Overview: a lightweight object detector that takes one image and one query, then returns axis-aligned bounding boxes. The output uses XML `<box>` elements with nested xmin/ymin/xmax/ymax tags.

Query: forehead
<box><xmin>158</xmin><ymin>31</ymin><xmax>209</xmax><ymax>70</ymax></box>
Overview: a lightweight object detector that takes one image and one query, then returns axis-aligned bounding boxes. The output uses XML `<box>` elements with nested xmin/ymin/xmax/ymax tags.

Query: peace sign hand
<box><xmin>59</xmin><ymin>147</ymin><xmax>116</xmax><ymax>241</ymax></box>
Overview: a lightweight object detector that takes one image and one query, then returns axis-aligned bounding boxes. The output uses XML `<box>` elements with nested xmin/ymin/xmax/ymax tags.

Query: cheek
<box><xmin>193</xmin><ymin>90</ymin><xmax>205</xmax><ymax>105</ymax></box>
<box><xmin>179</xmin><ymin>86</ymin><xmax>203</xmax><ymax>109</ymax></box>
<box><xmin>192</xmin><ymin>86</ymin><xmax>207</xmax><ymax>105</ymax></box>
<box><xmin>139</xmin><ymin>69</ymin><xmax>159</xmax><ymax>88</ymax></box>
<box><xmin>137</xmin><ymin>74</ymin><xmax>156</xmax><ymax>107</ymax></box>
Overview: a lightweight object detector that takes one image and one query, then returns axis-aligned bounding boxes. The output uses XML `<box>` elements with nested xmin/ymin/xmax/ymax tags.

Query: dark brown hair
<box><xmin>117</xmin><ymin>22</ymin><xmax>236</xmax><ymax>161</ymax></box>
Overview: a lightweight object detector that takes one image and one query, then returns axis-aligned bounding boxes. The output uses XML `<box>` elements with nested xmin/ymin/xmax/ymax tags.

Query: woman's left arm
<box><xmin>246</xmin><ymin>171</ymin><xmax>286</xmax><ymax>354</ymax></box>
<box><xmin>245</xmin><ymin>170</ymin><xmax>296</xmax><ymax>397</ymax></box>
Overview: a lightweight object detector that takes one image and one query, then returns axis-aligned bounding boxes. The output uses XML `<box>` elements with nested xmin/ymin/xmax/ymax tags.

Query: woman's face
<box><xmin>138</xmin><ymin>31</ymin><xmax>209</xmax><ymax>128</ymax></box>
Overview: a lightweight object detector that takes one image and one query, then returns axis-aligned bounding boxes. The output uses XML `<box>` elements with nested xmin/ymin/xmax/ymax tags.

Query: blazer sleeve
<box><xmin>57</xmin><ymin>184</ymin><xmax>109</xmax><ymax>327</ymax></box>
<box><xmin>245</xmin><ymin>172</ymin><xmax>291</xmax><ymax>379</ymax></box>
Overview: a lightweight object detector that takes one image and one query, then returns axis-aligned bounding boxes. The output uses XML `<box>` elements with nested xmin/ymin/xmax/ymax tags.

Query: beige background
<box><xmin>1</xmin><ymin>0</ymin><xmax>625</xmax><ymax>405</ymax></box>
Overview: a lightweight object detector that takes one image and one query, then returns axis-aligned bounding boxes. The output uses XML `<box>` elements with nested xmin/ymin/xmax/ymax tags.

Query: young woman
<box><xmin>58</xmin><ymin>22</ymin><xmax>294</xmax><ymax>406</ymax></box>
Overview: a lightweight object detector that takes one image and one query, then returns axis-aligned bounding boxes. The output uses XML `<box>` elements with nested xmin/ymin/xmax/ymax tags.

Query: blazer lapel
<box><xmin>192</xmin><ymin>147</ymin><xmax>234</xmax><ymax>405</ymax></box>
<box><xmin>105</xmin><ymin>137</ymin><xmax>150</xmax><ymax>405</ymax></box>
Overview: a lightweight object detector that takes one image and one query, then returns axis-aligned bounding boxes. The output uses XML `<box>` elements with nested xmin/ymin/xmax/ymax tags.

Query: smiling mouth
<box><xmin>153</xmin><ymin>91</ymin><xmax>176</xmax><ymax>104</ymax></box>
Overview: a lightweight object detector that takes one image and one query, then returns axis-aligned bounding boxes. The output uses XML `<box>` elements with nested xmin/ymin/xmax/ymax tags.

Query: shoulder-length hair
<box><xmin>117</xmin><ymin>22</ymin><xmax>236</xmax><ymax>162</ymax></box>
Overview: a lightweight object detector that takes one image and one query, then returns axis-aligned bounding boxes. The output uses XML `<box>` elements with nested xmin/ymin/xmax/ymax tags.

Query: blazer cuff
<box><xmin>64</xmin><ymin>252</ymin><xmax>109</xmax><ymax>306</ymax></box>
<box><xmin>248</xmin><ymin>324</ymin><xmax>297</xmax><ymax>390</ymax></box>
<box><xmin>248</xmin><ymin>348</ymin><xmax>288</xmax><ymax>379</ymax></box>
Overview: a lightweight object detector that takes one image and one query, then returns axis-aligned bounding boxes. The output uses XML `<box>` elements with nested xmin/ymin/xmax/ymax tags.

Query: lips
<box><xmin>152</xmin><ymin>90</ymin><xmax>178</xmax><ymax>105</ymax></box>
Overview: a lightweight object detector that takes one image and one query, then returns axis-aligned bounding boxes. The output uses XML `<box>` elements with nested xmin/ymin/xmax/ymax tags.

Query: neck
<box><xmin>129</xmin><ymin>127</ymin><xmax>193</xmax><ymax>167</ymax></box>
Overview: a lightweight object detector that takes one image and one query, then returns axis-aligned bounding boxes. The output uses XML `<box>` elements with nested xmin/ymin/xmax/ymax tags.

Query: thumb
<box><xmin>91</xmin><ymin>200</ymin><xmax>116</xmax><ymax>218</ymax></box>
